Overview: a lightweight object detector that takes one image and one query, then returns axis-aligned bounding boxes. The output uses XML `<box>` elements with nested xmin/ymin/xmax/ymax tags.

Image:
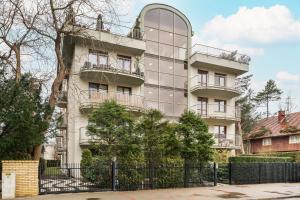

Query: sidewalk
<box><xmin>14</xmin><ymin>183</ymin><xmax>300</xmax><ymax>200</ymax></box>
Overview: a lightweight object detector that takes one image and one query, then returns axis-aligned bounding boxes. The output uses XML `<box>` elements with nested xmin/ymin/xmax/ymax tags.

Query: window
<box><xmin>215</xmin><ymin>73</ymin><xmax>226</xmax><ymax>87</ymax></box>
<box><xmin>88</xmin><ymin>82</ymin><xmax>108</xmax><ymax>98</ymax></box>
<box><xmin>159</xmin><ymin>88</ymin><xmax>173</xmax><ymax>103</ymax></box>
<box><xmin>159</xmin><ymin>9</ymin><xmax>173</xmax><ymax>32</ymax></box>
<box><xmin>146</xmin><ymin>41</ymin><xmax>159</xmax><ymax>55</ymax></box>
<box><xmin>144</xmin><ymin>9</ymin><xmax>159</xmax><ymax>28</ymax></box>
<box><xmin>262</xmin><ymin>138</ymin><xmax>272</xmax><ymax>146</ymax></box>
<box><xmin>160</xmin><ymin>59</ymin><xmax>173</xmax><ymax>74</ymax></box>
<box><xmin>88</xmin><ymin>50</ymin><xmax>108</xmax><ymax>66</ymax></box>
<box><xmin>198</xmin><ymin>70</ymin><xmax>208</xmax><ymax>86</ymax></box>
<box><xmin>159</xmin><ymin>43</ymin><xmax>174</xmax><ymax>58</ymax></box>
<box><xmin>145</xmin><ymin>27</ymin><xmax>158</xmax><ymax>42</ymax></box>
<box><xmin>214</xmin><ymin>125</ymin><xmax>226</xmax><ymax>139</ymax></box>
<box><xmin>159</xmin><ymin>30</ymin><xmax>173</xmax><ymax>45</ymax></box>
<box><xmin>215</xmin><ymin>99</ymin><xmax>226</xmax><ymax>112</ymax></box>
<box><xmin>174</xmin><ymin>14</ymin><xmax>188</xmax><ymax>36</ymax></box>
<box><xmin>197</xmin><ymin>97</ymin><xmax>208</xmax><ymax>115</ymax></box>
<box><xmin>117</xmin><ymin>55</ymin><xmax>131</xmax><ymax>71</ymax></box>
<box><xmin>144</xmin><ymin>56</ymin><xmax>158</xmax><ymax>72</ymax></box>
<box><xmin>289</xmin><ymin>135</ymin><xmax>300</xmax><ymax>144</ymax></box>
<box><xmin>117</xmin><ymin>86</ymin><xmax>132</xmax><ymax>95</ymax></box>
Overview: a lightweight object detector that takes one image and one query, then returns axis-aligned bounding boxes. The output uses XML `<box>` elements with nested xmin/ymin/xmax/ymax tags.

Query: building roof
<box><xmin>246</xmin><ymin>112</ymin><xmax>300</xmax><ymax>140</ymax></box>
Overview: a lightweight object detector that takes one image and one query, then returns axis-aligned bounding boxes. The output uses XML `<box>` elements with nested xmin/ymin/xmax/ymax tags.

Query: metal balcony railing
<box><xmin>192</xmin><ymin>44</ymin><xmax>251</xmax><ymax>65</ymax></box>
<box><xmin>190</xmin><ymin>75</ymin><xmax>241</xmax><ymax>93</ymax></box>
<box><xmin>73</xmin><ymin>16</ymin><xmax>145</xmax><ymax>40</ymax></box>
<box><xmin>190</xmin><ymin>104</ymin><xmax>241</xmax><ymax>120</ymax></box>
<box><xmin>81</xmin><ymin>62</ymin><xmax>144</xmax><ymax>79</ymax></box>
<box><xmin>80</xmin><ymin>90</ymin><xmax>144</xmax><ymax>111</ymax></box>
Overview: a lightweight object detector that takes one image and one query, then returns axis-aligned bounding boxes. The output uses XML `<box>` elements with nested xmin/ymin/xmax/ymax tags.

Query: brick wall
<box><xmin>2</xmin><ymin>160</ymin><xmax>39</xmax><ymax>197</ymax></box>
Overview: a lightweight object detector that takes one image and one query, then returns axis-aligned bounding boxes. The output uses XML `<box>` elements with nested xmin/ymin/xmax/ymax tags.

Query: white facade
<box><xmin>58</xmin><ymin>3</ymin><xmax>250</xmax><ymax>164</ymax></box>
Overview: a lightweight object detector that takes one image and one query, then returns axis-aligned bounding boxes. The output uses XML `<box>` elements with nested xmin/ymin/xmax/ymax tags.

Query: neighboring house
<box><xmin>245</xmin><ymin>111</ymin><xmax>300</xmax><ymax>154</ymax></box>
<box><xmin>42</xmin><ymin>144</ymin><xmax>56</xmax><ymax>160</ymax></box>
<box><xmin>57</xmin><ymin>3</ymin><xmax>250</xmax><ymax>164</ymax></box>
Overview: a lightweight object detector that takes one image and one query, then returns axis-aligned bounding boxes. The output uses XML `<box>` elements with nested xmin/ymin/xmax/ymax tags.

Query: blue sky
<box><xmin>123</xmin><ymin>0</ymin><xmax>300</xmax><ymax>114</ymax></box>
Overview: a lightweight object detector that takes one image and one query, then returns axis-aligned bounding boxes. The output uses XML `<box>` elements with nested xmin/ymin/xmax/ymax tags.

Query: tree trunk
<box><xmin>33</xmin><ymin>36</ymin><xmax>68</xmax><ymax>160</ymax></box>
<box><xmin>15</xmin><ymin>46</ymin><xmax>21</xmax><ymax>83</ymax></box>
<box><xmin>266</xmin><ymin>96</ymin><xmax>269</xmax><ymax>118</ymax></box>
<box><xmin>237</xmin><ymin>122</ymin><xmax>245</xmax><ymax>155</ymax></box>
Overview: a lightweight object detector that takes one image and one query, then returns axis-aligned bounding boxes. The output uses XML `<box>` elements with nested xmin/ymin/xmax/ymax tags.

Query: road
<box><xmin>12</xmin><ymin>183</ymin><xmax>300</xmax><ymax>200</ymax></box>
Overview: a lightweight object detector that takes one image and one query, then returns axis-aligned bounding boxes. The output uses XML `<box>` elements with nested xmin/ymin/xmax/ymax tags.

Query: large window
<box><xmin>117</xmin><ymin>86</ymin><xmax>132</xmax><ymax>95</ymax></box>
<box><xmin>145</xmin><ymin>27</ymin><xmax>158</xmax><ymax>42</ymax></box>
<box><xmin>198</xmin><ymin>70</ymin><xmax>208</xmax><ymax>86</ymax></box>
<box><xmin>215</xmin><ymin>73</ymin><xmax>226</xmax><ymax>87</ymax></box>
<box><xmin>197</xmin><ymin>97</ymin><xmax>208</xmax><ymax>115</ymax></box>
<box><xmin>214</xmin><ymin>125</ymin><xmax>226</xmax><ymax>139</ymax></box>
<box><xmin>262</xmin><ymin>138</ymin><xmax>272</xmax><ymax>146</ymax></box>
<box><xmin>144</xmin><ymin>56</ymin><xmax>159</xmax><ymax>72</ymax></box>
<box><xmin>88</xmin><ymin>50</ymin><xmax>108</xmax><ymax>66</ymax></box>
<box><xmin>289</xmin><ymin>135</ymin><xmax>300</xmax><ymax>144</ymax></box>
<box><xmin>117</xmin><ymin>55</ymin><xmax>131</xmax><ymax>71</ymax></box>
<box><xmin>88</xmin><ymin>82</ymin><xmax>108</xmax><ymax>98</ymax></box>
<box><xmin>159</xmin><ymin>9</ymin><xmax>173</xmax><ymax>32</ymax></box>
<box><xmin>215</xmin><ymin>99</ymin><xmax>226</xmax><ymax>112</ymax></box>
<box><xmin>159</xmin><ymin>30</ymin><xmax>173</xmax><ymax>45</ymax></box>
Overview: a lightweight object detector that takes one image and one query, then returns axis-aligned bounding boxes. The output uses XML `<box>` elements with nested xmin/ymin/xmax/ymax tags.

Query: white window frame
<box><xmin>289</xmin><ymin>135</ymin><xmax>300</xmax><ymax>144</ymax></box>
<box><xmin>262</xmin><ymin>138</ymin><xmax>272</xmax><ymax>146</ymax></box>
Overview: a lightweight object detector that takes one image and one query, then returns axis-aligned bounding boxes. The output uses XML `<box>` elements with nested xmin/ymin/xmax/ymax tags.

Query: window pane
<box><xmin>117</xmin><ymin>59</ymin><xmax>123</xmax><ymax>69</ymax></box>
<box><xmin>159</xmin><ymin>43</ymin><xmax>173</xmax><ymax>58</ymax></box>
<box><xmin>146</xmin><ymin>41</ymin><xmax>159</xmax><ymax>55</ymax></box>
<box><xmin>174</xmin><ymin>62</ymin><xmax>187</xmax><ymax>76</ymax></box>
<box><xmin>159</xmin><ymin>73</ymin><xmax>173</xmax><ymax>87</ymax></box>
<box><xmin>174</xmin><ymin>91</ymin><xmax>187</xmax><ymax>105</ymax></box>
<box><xmin>174</xmin><ymin>14</ymin><xmax>188</xmax><ymax>36</ymax></box>
<box><xmin>160</xmin><ymin>9</ymin><xmax>173</xmax><ymax>32</ymax></box>
<box><xmin>159</xmin><ymin>88</ymin><xmax>173</xmax><ymax>103</ymax></box>
<box><xmin>145</xmin><ymin>27</ymin><xmax>158</xmax><ymax>42</ymax></box>
<box><xmin>159</xmin><ymin>102</ymin><xmax>173</xmax><ymax>116</ymax></box>
<box><xmin>144</xmin><ymin>9</ymin><xmax>159</xmax><ymax>28</ymax></box>
<box><xmin>159</xmin><ymin>59</ymin><xmax>173</xmax><ymax>74</ymax></box>
<box><xmin>124</xmin><ymin>60</ymin><xmax>131</xmax><ymax>71</ymax></box>
<box><xmin>174</xmin><ymin>76</ymin><xmax>187</xmax><ymax>89</ymax></box>
<box><xmin>174</xmin><ymin>34</ymin><xmax>187</xmax><ymax>48</ymax></box>
<box><xmin>99</xmin><ymin>54</ymin><xmax>108</xmax><ymax>65</ymax></box>
<box><xmin>145</xmin><ymin>71</ymin><xmax>158</xmax><ymax>84</ymax></box>
<box><xmin>146</xmin><ymin>100</ymin><xmax>159</xmax><ymax>109</ymax></box>
<box><xmin>89</xmin><ymin>53</ymin><xmax>97</xmax><ymax>65</ymax></box>
<box><xmin>159</xmin><ymin>30</ymin><xmax>173</xmax><ymax>45</ymax></box>
<box><xmin>144</xmin><ymin>56</ymin><xmax>158</xmax><ymax>72</ymax></box>
<box><xmin>145</xmin><ymin>86</ymin><xmax>158</xmax><ymax>101</ymax></box>
<box><xmin>174</xmin><ymin>47</ymin><xmax>186</xmax><ymax>60</ymax></box>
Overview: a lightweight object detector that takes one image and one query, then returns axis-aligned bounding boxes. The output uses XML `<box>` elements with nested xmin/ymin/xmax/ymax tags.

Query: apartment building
<box><xmin>57</xmin><ymin>3</ymin><xmax>250</xmax><ymax>164</ymax></box>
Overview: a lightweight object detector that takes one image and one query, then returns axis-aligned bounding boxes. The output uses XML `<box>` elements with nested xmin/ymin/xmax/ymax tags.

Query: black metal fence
<box><xmin>39</xmin><ymin>162</ymin><xmax>216</xmax><ymax>194</ymax></box>
<box><xmin>229</xmin><ymin>163</ymin><xmax>300</xmax><ymax>185</ymax></box>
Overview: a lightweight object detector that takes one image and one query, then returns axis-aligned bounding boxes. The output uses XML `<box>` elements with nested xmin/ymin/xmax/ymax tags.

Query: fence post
<box><xmin>228</xmin><ymin>162</ymin><xmax>232</xmax><ymax>185</ymax></box>
<box><xmin>111</xmin><ymin>160</ymin><xmax>116</xmax><ymax>191</ymax></box>
<box><xmin>214</xmin><ymin>162</ymin><xmax>218</xmax><ymax>186</ymax></box>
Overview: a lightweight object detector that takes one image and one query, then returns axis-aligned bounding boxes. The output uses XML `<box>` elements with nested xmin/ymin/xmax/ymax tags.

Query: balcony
<box><xmin>80</xmin><ymin>62</ymin><xmax>144</xmax><ymax>86</ymax></box>
<box><xmin>79</xmin><ymin>127</ymin><xmax>95</xmax><ymax>146</ymax></box>
<box><xmin>190</xmin><ymin>104</ymin><xmax>241</xmax><ymax>123</ymax></box>
<box><xmin>57</xmin><ymin>113</ymin><xmax>68</xmax><ymax>129</ymax></box>
<box><xmin>213</xmin><ymin>138</ymin><xmax>239</xmax><ymax>149</ymax></box>
<box><xmin>79</xmin><ymin>90</ymin><xmax>144</xmax><ymax>113</ymax></box>
<box><xmin>190</xmin><ymin>75</ymin><xmax>241</xmax><ymax>98</ymax></box>
<box><xmin>63</xmin><ymin>20</ymin><xmax>146</xmax><ymax>56</ymax></box>
<box><xmin>190</xmin><ymin>44</ymin><xmax>250</xmax><ymax>75</ymax></box>
<box><xmin>57</xmin><ymin>91</ymin><xmax>68</xmax><ymax>108</ymax></box>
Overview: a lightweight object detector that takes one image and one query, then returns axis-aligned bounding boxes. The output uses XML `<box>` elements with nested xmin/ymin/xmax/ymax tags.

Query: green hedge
<box><xmin>229</xmin><ymin>156</ymin><xmax>293</xmax><ymax>163</ymax></box>
<box><xmin>257</xmin><ymin>152</ymin><xmax>300</xmax><ymax>163</ymax></box>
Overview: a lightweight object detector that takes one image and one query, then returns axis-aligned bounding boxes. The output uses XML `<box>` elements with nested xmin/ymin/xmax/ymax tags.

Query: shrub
<box><xmin>255</xmin><ymin>152</ymin><xmax>300</xmax><ymax>163</ymax></box>
<box><xmin>229</xmin><ymin>156</ymin><xmax>293</xmax><ymax>163</ymax></box>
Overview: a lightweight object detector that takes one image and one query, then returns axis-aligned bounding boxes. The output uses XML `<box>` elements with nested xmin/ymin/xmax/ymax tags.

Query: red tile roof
<box><xmin>246</xmin><ymin>112</ymin><xmax>300</xmax><ymax>140</ymax></box>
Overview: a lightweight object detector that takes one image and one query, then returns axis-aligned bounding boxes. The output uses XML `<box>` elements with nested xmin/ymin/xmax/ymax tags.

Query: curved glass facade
<box><xmin>143</xmin><ymin>8</ymin><xmax>188</xmax><ymax>117</ymax></box>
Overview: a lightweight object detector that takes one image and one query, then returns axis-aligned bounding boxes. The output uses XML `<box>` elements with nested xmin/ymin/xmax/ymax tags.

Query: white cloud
<box><xmin>200</xmin><ymin>5</ymin><xmax>300</xmax><ymax>44</ymax></box>
<box><xmin>276</xmin><ymin>71</ymin><xmax>300</xmax><ymax>82</ymax></box>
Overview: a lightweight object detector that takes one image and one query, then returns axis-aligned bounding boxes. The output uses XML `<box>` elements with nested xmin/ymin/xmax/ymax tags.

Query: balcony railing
<box><xmin>190</xmin><ymin>75</ymin><xmax>241</xmax><ymax>94</ymax></box>
<box><xmin>190</xmin><ymin>104</ymin><xmax>241</xmax><ymax>121</ymax></box>
<box><xmin>192</xmin><ymin>44</ymin><xmax>251</xmax><ymax>65</ymax></box>
<box><xmin>72</xmin><ymin>16</ymin><xmax>145</xmax><ymax>40</ymax></box>
<box><xmin>79</xmin><ymin>90</ymin><xmax>144</xmax><ymax>112</ymax></box>
<box><xmin>81</xmin><ymin>62</ymin><xmax>144</xmax><ymax>79</ymax></box>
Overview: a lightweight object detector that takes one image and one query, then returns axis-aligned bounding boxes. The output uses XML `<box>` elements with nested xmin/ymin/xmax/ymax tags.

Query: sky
<box><xmin>120</xmin><ymin>0</ymin><xmax>300</xmax><ymax>115</ymax></box>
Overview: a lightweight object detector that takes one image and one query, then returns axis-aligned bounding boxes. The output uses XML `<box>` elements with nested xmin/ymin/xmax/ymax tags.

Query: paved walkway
<box><xmin>14</xmin><ymin>183</ymin><xmax>300</xmax><ymax>200</ymax></box>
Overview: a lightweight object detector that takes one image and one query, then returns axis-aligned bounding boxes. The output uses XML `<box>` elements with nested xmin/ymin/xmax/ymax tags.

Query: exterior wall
<box><xmin>250</xmin><ymin>136</ymin><xmax>300</xmax><ymax>154</ymax></box>
<box><xmin>42</xmin><ymin>144</ymin><xmax>55</xmax><ymax>160</ymax></box>
<box><xmin>2</xmin><ymin>161</ymin><xmax>39</xmax><ymax>197</ymax></box>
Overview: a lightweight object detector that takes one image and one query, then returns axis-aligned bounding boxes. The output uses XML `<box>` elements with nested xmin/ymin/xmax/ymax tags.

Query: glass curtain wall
<box><xmin>143</xmin><ymin>8</ymin><xmax>188</xmax><ymax>117</ymax></box>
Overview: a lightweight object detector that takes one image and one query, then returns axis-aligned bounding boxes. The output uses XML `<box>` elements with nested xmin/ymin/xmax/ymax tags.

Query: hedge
<box><xmin>257</xmin><ymin>152</ymin><xmax>300</xmax><ymax>163</ymax></box>
<box><xmin>229</xmin><ymin>156</ymin><xmax>293</xmax><ymax>163</ymax></box>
